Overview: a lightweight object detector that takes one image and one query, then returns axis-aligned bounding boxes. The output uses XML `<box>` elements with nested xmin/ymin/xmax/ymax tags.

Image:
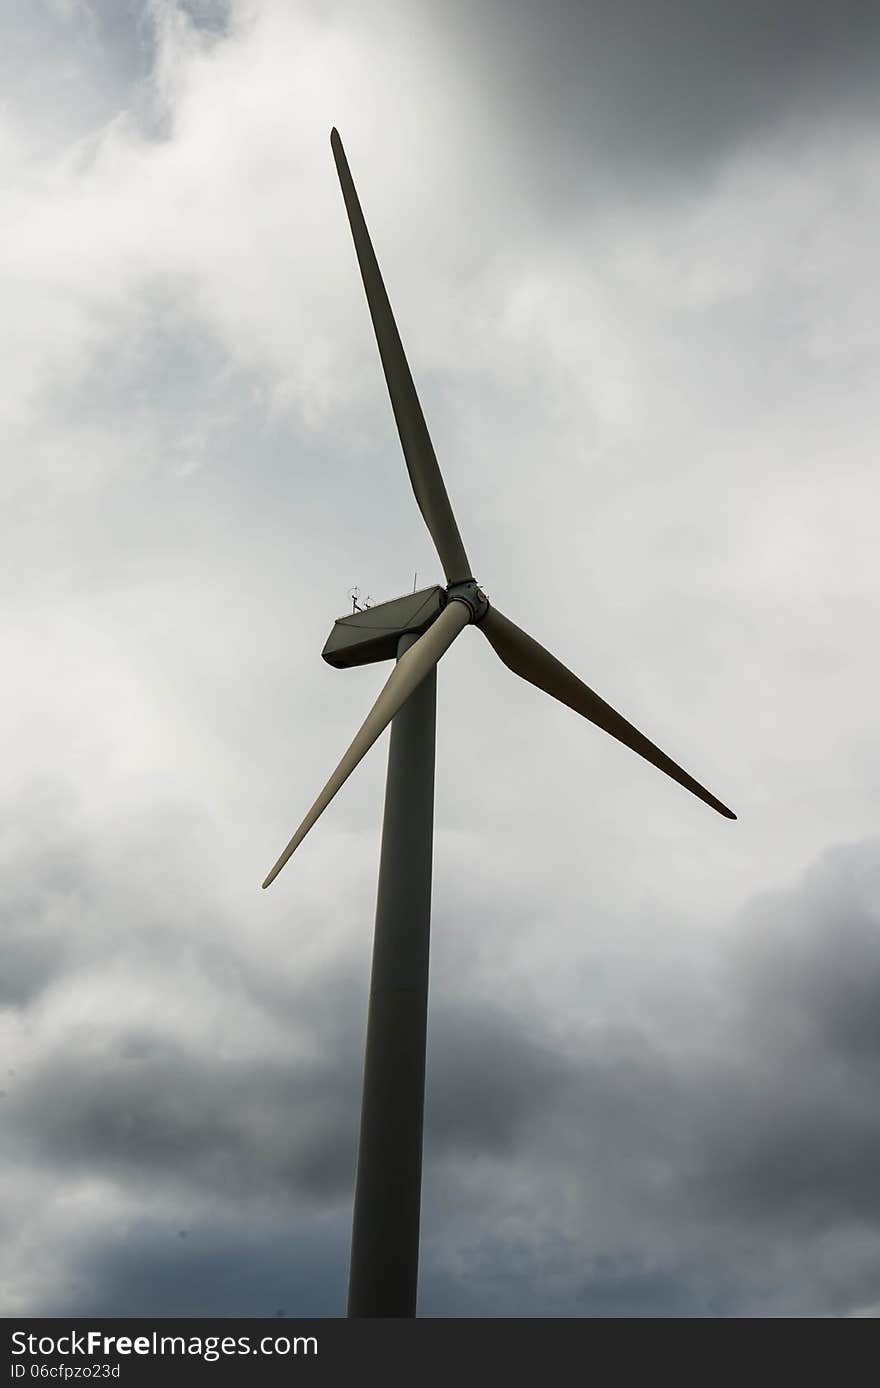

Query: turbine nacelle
<box><xmin>321</xmin><ymin>579</ymin><xmax>489</xmax><ymax>674</ymax></box>
<box><xmin>322</xmin><ymin>586</ymin><xmax>446</xmax><ymax>669</ymax></box>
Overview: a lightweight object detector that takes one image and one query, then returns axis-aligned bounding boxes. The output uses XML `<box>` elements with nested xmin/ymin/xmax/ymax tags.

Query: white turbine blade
<box><xmin>480</xmin><ymin>605</ymin><xmax>736</xmax><ymax>820</ymax></box>
<box><xmin>330</xmin><ymin>128</ymin><xmax>473</xmax><ymax>585</ymax></box>
<box><xmin>262</xmin><ymin>600</ymin><xmax>470</xmax><ymax>888</ymax></box>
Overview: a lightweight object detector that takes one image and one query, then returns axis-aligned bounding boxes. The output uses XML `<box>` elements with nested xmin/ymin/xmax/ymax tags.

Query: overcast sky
<box><xmin>3</xmin><ymin>0</ymin><xmax>880</xmax><ymax>1318</ymax></box>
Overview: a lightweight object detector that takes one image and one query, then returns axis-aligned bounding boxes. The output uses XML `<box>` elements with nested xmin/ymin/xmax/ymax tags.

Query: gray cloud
<box><xmin>425</xmin><ymin>841</ymin><xmax>880</xmax><ymax>1316</ymax></box>
<box><xmin>451</xmin><ymin>0</ymin><xmax>880</xmax><ymax>208</ymax></box>
<box><xmin>7</xmin><ymin>1034</ymin><xmax>361</xmax><ymax>1202</ymax></box>
<box><xmin>4</xmin><ymin>0</ymin><xmax>880</xmax><ymax>1320</ymax></box>
<box><xmin>46</xmin><ymin>1214</ymin><xmax>351</xmax><ymax>1318</ymax></box>
<box><xmin>6</xmin><ymin>817</ymin><xmax>880</xmax><ymax>1315</ymax></box>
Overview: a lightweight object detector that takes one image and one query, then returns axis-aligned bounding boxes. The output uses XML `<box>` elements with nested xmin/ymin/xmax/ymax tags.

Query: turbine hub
<box><xmin>445</xmin><ymin>579</ymin><xmax>489</xmax><ymax>625</ymax></box>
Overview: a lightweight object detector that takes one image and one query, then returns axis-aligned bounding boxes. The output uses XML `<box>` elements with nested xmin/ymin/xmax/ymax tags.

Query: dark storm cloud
<box><xmin>6</xmin><ymin>1031</ymin><xmax>361</xmax><ymax>1201</ymax></box>
<box><xmin>0</xmin><ymin>800</ymin><xmax>573</xmax><ymax>1206</ymax></box>
<box><xmin>46</xmin><ymin>1215</ymin><xmax>350</xmax><ymax>1318</ymax></box>
<box><xmin>4</xmin><ymin>986</ymin><xmax>574</xmax><ymax>1200</ymax></box>
<box><xmin>732</xmin><ymin>841</ymin><xmax>880</xmax><ymax>1068</ymax></box>
<box><xmin>454</xmin><ymin>0</ymin><xmax>880</xmax><ymax>203</ymax></box>
<box><xmin>418</xmin><ymin>1235</ymin><xmax>732</xmax><ymax>1317</ymax></box>
<box><xmin>8</xmin><ymin>833</ymin><xmax>880</xmax><ymax>1314</ymax></box>
<box><xmin>427</xmin><ymin>841</ymin><xmax>880</xmax><ymax>1315</ymax></box>
<box><xmin>425</xmin><ymin>1006</ymin><xmax>572</xmax><ymax>1157</ymax></box>
<box><xmin>578</xmin><ymin>841</ymin><xmax>880</xmax><ymax>1253</ymax></box>
<box><xmin>0</xmin><ymin>832</ymin><xmax>363</xmax><ymax>1203</ymax></box>
<box><xmin>686</xmin><ymin>842</ymin><xmax>880</xmax><ymax>1233</ymax></box>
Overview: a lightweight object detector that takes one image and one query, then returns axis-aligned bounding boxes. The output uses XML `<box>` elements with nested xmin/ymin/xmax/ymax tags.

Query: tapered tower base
<box><xmin>347</xmin><ymin>631</ymin><xmax>436</xmax><ymax>1317</ymax></box>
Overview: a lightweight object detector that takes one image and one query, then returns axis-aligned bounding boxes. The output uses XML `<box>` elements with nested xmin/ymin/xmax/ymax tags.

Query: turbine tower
<box><xmin>263</xmin><ymin>128</ymin><xmax>735</xmax><ymax>1318</ymax></box>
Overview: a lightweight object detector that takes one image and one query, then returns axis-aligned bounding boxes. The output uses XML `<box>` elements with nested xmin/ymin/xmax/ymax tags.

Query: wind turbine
<box><xmin>263</xmin><ymin>128</ymin><xmax>735</xmax><ymax>1318</ymax></box>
